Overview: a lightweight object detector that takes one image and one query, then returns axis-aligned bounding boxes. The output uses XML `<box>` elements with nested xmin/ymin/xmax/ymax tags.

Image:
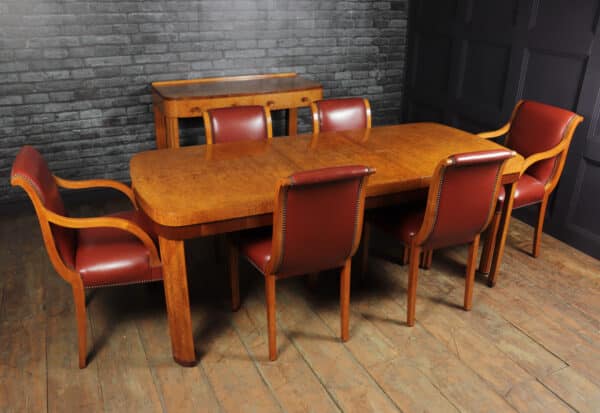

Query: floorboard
<box><xmin>1</xmin><ymin>202</ymin><xmax>600</xmax><ymax>412</ymax></box>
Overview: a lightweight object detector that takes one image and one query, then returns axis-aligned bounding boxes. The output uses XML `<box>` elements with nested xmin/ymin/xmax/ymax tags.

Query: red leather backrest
<box><xmin>316</xmin><ymin>98</ymin><xmax>369</xmax><ymax>132</ymax></box>
<box><xmin>507</xmin><ymin>100</ymin><xmax>577</xmax><ymax>183</ymax></box>
<box><xmin>207</xmin><ymin>105</ymin><xmax>269</xmax><ymax>143</ymax></box>
<box><xmin>271</xmin><ymin>165</ymin><xmax>374</xmax><ymax>277</ymax></box>
<box><xmin>11</xmin><ymin>146</ymin><xmax>76</xmax><ymax>268</ymax></box>
<box><xmin>421</xmin><ymin>150</ymin><xmax>513</xmax><ymax>250</ymax></box>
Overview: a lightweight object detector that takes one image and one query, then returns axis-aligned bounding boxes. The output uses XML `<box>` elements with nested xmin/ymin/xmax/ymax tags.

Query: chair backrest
<box><xmin>311</xmin><ymin>98</ymin><xmax>371</xmax><ymax>133</ymax></box>
<box><xmin>505</xmin><ymin>100</ymin><xmax>580</xmax><ymax>183</ymax></box>
<box><xmin>203</xmin><ymin>105</ymin><xmax>272</xmax><ymax>144</ymax></box>
<box><xmin>268</xmin><ymin>165</ymin><xmax>375</xmax><ymax>277</ymax></box>
<box><xmin>10</xmin><ymin>146</ymin><xmax>76</xmax><ymax>269</ymax></box>
<box><xmin>415</xmin><ymin>150</ymin><xmax>514</xmax><ymax>250</ymax></box>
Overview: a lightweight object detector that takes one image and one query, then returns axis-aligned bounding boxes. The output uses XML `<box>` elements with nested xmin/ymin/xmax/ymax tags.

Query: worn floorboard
<box><xmin>1</xmin><ymin>202</ymin><xmax>599</xmax><ymax>412</ymax></box>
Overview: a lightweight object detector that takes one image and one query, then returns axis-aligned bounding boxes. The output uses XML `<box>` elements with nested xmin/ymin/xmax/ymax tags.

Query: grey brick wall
<box><xmin>1</xmin><ymin>0</ymin><xmax>408</xmax><ymax>204</ymax></box>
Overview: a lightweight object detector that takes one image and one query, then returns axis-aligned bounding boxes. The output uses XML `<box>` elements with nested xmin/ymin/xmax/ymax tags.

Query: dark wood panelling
<box><xmin>405</xmin><ymin>0</ymin><xmax>600</xmax><ymax>260</ymax></box>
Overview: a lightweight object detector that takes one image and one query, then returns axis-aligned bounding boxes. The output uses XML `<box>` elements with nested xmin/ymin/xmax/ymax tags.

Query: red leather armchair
<box><xmin>10</xmin><ymin>146</ymin><xmax>162</xmax><ymax>368</ymax></box>
<box><xmin>203</xmin><ymin>105</ymin><xmax>273</xmax><ymax>144</ymax></box>
<box><xmin>364</xmin><ymin>150</ymin><xmax>514</xmax><ymax>326</ymax></box>
<box><xmin>311</xmin><ymin>97</ymin><xmax>371</xmax><ymax>133</ymax></box>
<box><xmin>478</xmin><ymin>100</ymin><xmax>584</xmax><ymax>282</ymax></box>
<box><xmin>228</xmin><ymin>165</ymin><xmax>375</xmax><ymax>360</ymax></box>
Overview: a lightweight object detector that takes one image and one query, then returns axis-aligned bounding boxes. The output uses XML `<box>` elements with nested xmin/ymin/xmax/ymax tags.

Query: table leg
<box><xmin>153</xmin><ymin>106</ymin><xmax>167</xmax><ymax>149</ymax></box>
<box><xmin>288</xmin><ymin>108</ymin><xmax>298</xmax><ymax>136</ymax></box>
<box><xmin>158</xmin><ymin>236</ymin><xmax>196</xmax><ymax>366</ymax></box>
<box><xmin>487</xmin><ymin>181</ymin><xmax>517</xmax><ymax>287</ymax></box>
<box><xmin>165</xmin><ymin>117</ymin><xmax>180</xmax><ymax>148</ymax></box>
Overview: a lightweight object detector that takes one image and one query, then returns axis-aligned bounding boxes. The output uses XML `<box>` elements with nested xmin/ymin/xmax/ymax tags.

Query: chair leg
<box><xmin>479</xmin><ymin>210</ymin><xmax>501</xmax><ymax>274</ymax></box>
<box><xmin>228</xmin><ymin>243</ymin><xmax>240</xmax><ymax>312</ymax></box>
<box><xmin>359</xmin><ymin>223</ymin><xmax>371</xmax><ymax>277</ymax></box>
<box><xmin>72</xmin><ymin>283</ymin><xmax>87</xmax><ymax>369</ymax></box>
<box><xmin>533</xmin><ymin>198</ymin><xmax>548</xmax><ymax>258</ymax></box>
<box><xmin>407</xmin><ymin>246</ymin><xmax>421</xmax><ymax>327</ymax></box>
<box><xmin>464</xmin><ymin>235</ymin><xmax>480</xmax><ymax>311</ymax></box>
<box><xmin>265</xmin><ymin>275</ymin><xmax>277</xmax><ymax>361</ymax></box>
<box><xmin>402</xmin><ymin>246</ymin><xmax>410</xmax><ymax>265</ymax></box>
<box><xmin>420</xmin><ymin>249</ymin><xmax>433</xmax><ymax>269</ymax></box>
<box><xmin>340</xmin><ymin>259</ymin><xmax>351</xmax><ymax>342</ymax></box>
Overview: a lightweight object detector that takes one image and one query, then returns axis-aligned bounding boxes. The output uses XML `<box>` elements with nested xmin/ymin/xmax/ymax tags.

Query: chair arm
<box><xmin>54</xmin><ymin>176</ymin><xmax>137</xmax><ymax>209</ymax></box>
<box><xmin>476</xmin><ymin>122</ymin><xmax>511</xmax><ymax>139</ymax></box>
<box><xmin>44</xmin><ymin>209</ymin><xmax>160</xmax><ymax>267</ymax></box>
<box><xmin>521</xmin><ymin>139</ymin><xmax>569</xmax><ymax>174</ymax></box>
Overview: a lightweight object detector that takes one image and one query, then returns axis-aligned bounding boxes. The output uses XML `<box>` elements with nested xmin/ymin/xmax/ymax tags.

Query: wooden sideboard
<box><xmin>151</xmin><ymin>72</ymin><xmax>323</xmax><ymax>149</ymax></box>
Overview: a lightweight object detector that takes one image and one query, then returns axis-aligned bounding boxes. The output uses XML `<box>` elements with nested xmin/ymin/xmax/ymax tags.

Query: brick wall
<box><xmin>0</xmin><ymin>0</ymin><xmax>409</xmax><ymax>204</ymax></box>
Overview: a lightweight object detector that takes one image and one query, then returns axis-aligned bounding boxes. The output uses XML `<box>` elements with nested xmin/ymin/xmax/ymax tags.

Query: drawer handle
<box><xmin>190</xmin><ymin>106</ymin><xmax>202</xmax><ymax>113</ymax></box>
<box><xmin>266</xmin><ymin>100</ymin><xmax>275</xmax><ymax>108</ymax></box>
<box><xmin>301</xmin><ymin>96</ymin><xmax>310</xmax><ymax>103</ymax></box>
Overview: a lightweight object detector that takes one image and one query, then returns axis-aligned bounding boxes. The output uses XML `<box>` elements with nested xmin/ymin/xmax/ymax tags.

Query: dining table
<box><xmin>130</xmin><ymin>122</ymin><xmax>524</xmax><ymax>366</ymax></box>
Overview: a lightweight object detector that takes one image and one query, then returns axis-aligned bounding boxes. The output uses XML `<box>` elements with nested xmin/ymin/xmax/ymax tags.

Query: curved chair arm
<box><xmin>54</xmin><ymin>176</ymin><xmax>137</xmax><ymax>209</ymax></box>
<box><xmin>44</xmin><ymin>209</ymin><xmax>160</xmax><ymax>267</ymax></box>
<box><xmin>476</xmin><ymin>122</ymin><xmax>511</xmax><ymax>139</ymax></box>
<box><xmin>520</xmin><ymin>139</ymin><xmax>570</xmax><ymax>175</ymax></box>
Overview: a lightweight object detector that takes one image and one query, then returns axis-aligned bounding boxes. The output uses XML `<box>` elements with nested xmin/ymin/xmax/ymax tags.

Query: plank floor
<box><xmin>1</xmin><ymin>199</ymin><xmax>600</xmax><ymax>413</ymax></box>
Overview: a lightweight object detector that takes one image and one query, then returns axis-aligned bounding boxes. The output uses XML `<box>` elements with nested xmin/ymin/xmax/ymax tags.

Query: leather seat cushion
<box><xmin>237</xmin><ymin>228</ymin><xmax>273</xmax><ymax>275</ymax></box>
<box><xmin>368</xmin><ymin>205</ymin><xmax>425</xmax><ymax>246</ymax></box>
<box><xmin>76</xmin><ymin>210</ymin><xmax>162</xmax><ymax>287</ymax></box>
<box><xmin>498</xmin><ymin>173</ymin><xmax>545</xmax><ymax>209</ymax></box>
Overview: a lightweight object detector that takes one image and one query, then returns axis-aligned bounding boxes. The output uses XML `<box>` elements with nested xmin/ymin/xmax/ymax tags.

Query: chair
<box><xmin>10</xmin><ymin>146</ymin><xmax>162</xmax><ymax>368</ymax></box>
<box><xmin>228</xmin><ymin>165</ymin><xmax>375</xmax><ymax>360</ymax></box>
<box><xmin>311</xmin><ymin>97</ymin><xmax>371</xmax><ymax>133</ymax></box>
<box><xmin>203</xmin><ymin>105</ymin><xmax>272</xmax><ymax>144</ymax></box>
<box><xmin>364</xmin><ymin>150</ymin><xmax>514</xmax><ymax>326</ymax></box>
<box><xmin>478</xmin><ymin>100</ymin><xmax>584</xmax><ymax>278</ymax></box>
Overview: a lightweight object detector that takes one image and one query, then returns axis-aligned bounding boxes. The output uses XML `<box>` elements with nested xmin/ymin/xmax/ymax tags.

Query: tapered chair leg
<box><xmin>420</xmin><ymin>250</ymin><xmax>433</xmax><ymax>269</ymax></box>
<box><xmin>532</xmin><ymin>198</ymin><xmax>548</xmax><ymax>258</ymax></box>
<box><xmin>73</xmin><ymin>284</ymin><xmax>87</xmax><ymax>369</ymax></box>
<box><xmin>464</xmin><ymin>235</ymin><xmax>480</xmax><ymax>311</ymax></box>
<box><xmin>402</xmin><ymin>246</ymin><xmax>410</xmax><ymax>265</ymax></box>
<box><xmin>228</xmin><ymin>243</ymin><xmax>240</xmax><ymax>311</ymax></box>
<box><xmin>340</xmin><ymin>259</ymin><xmax>351</xmax><ymax>342</ymax></box>
<box><xmin>407</xmin><ymin>246</ymin><xmax>421</xmax><ymax>327</ymax></box>
<box><xmin>359</xmin><ymin>223</ymin><xmax>371</xmax><ymax>277</ymax></box>
<box><xmin>479</xmin><ymin>210</ymin><xmax>501</xmax><ymax>274</ymax></box>
<box><xmin>265</xmin><ymin>275</ymin><xmax>277</xmax><ymax>361</ymax></box>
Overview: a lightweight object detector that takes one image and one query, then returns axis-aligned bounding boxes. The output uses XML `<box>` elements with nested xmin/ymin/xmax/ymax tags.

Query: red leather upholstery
<box><xmin>239</xmin><ymin>165</ymin><xmax>375</xmax><ymax>277</ymax></box>
<box><xmin>497</xmin><ymin>173</ymin><xmax>545</xmax><ymax>209</ymax></box>
<box><xmin>507</xmin><ymin>101</ymin><xmax>577</xmax><ymax>184</ymax></box>
<box><xmin>369</xmin><ymin>205</ymin><xmax>425</xmax><ymax>245</ymax></box>
<box><xmin>239</xmin><ymin>228</ymin><xmax>272</xmax><ymax>273</ymax></box>
<box><xmin>207</xmin><ymin>105</ymin><xmax>269</xmax><ymax>143</ymax></box>
<box><xmin>371</xmin><ymin>150</ymin><xmax>513</xmax><ymax>250</ymax></box>
<box><xmin>11</xmin><ymin>146</ymin><xmax>76</xmax><ymax>268</ymax></box>
<box><xmin>76</xmin><ymin>211</ymin><xmax>161</xmax><ymax>287</ymax></box>
<box><xmin>315</xmin><ymin>98</ymin><xmax>369</xmax><ymax>132</ymax></box>
<box><xmin>421</xmin><ymin>150</ymin><xmax>513</xmax><ymax>249</ymax></box>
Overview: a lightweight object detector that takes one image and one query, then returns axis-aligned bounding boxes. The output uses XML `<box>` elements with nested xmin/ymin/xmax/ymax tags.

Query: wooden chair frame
<box><xmin>310</xmin><ymin>98</ymin><xmax>372</xmax><ymax>134</ymax></box>
<box><xmin>229</xmin><ymin>171</ymin><xmax>372</xmax><ymax>360</ymax></box>
<box><xmin>478</xmin><ymin>101</ymin><xmax>584</xmax><ymax>278</ymax></box>
<box><xmin>10</xmin><ymin>174</ymin><xmax>161</xmax><ymax>368</ymax></box>
<box><xmin>202</xmin><ymin>105</ymin><xmax>273</xmax><ymax>145</ymax></box>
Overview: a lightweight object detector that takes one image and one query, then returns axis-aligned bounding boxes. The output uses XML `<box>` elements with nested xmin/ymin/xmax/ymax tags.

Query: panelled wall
<box><xmin>404</xmin><ymin>0</ymin><xmax>600</xmax><ymax>259</ymax></box>
<box><xmin>0</xmin><ymin>0</ymin><xmax>408</xmax><ymax>204</ymax></box>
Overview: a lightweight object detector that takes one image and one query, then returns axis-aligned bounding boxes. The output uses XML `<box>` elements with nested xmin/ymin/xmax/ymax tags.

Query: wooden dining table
<box><xmin>130</xmin><ymin>123</ymin><xmax>524</xmax><ymax>366</ymax></box>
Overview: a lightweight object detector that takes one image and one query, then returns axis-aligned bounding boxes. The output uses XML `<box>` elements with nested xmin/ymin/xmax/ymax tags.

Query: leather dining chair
<box><xmin>363</xmin><ymin>150</ymin><xmax>514</xmax><ymax>326</ymax></box>
<box><xmin>478</xmin><ymin>100</ymin><xmax>584</xmax><ymax>279</ymax></box>
<box><xmin>228</xmin><ymin>165</ymin><xmax>375</xmax><ymax>360</ymax></box>
<box><xmin>203</xmin><ymin>105</ymin><xmax>273</xmax><ymax>144</ymax></box>
<box><xmin>311</xmin><ymin>97</ymin><xmax>371</xmax><ymax>133</ymax></box>
<box><xmin>11</xmin><ymin>146</ymin><xmax>162</xmax><ymax>368</ymax></box>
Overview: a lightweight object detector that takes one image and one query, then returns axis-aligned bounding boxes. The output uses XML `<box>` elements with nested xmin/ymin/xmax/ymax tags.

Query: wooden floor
<box><xmin>1</xmin><ymin>199</ymin><xmax>600</xmax><ymax>413</ymax></box>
